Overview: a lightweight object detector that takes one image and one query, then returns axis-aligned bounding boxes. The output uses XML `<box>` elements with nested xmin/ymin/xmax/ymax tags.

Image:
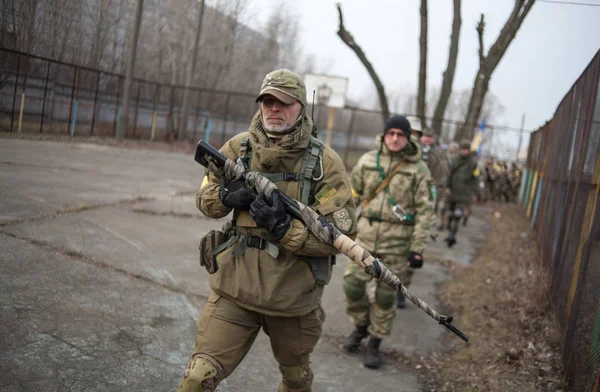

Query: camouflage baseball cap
<box><xmin>255</xmin><ymin>69</ymin><xmax>307</xmax><ymax>106</ymax></box>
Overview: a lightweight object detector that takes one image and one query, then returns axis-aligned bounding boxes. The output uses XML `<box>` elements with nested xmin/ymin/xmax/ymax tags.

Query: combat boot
<box><xmin>342</xmin><ymin>325</ymin><xmax>368</xmax><ymax>353</ymax></box>
<box><xmin>364</xmin><ymin>337</ymin><xmax>382</xmax><ymax>369</ymax></box>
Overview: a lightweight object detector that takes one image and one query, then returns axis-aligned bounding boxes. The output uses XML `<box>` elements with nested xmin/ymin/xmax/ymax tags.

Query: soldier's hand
<box><xmin>219</xmin><ymin>177</ymin><xmax>257</xmax><ymax>209</ymax></box>
<box><xmin>407</xmin><ymin>251</ymin><xmax>423</xmax><ymax>268</ymax></box>
<box><xmin>249</xmin><ymin>191</ymin><xmax>291</xmax><ymax>239</ymax></box>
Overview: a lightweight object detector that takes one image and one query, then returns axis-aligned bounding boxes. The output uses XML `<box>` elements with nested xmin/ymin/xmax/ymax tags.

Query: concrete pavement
<box><xmin>0</xmin><ymin>138</ymin><xmax>490</xmax><ymax>391</ymax></box>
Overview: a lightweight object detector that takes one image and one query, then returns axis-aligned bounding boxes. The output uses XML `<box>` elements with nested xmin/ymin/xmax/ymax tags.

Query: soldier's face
<box><xmin>384</xmin><ymin>128</ymin><xmax>408</xmax><ymax>152</ymax></box>
<box><xmin>260</xmin><ymin>95</ymin><xmax>302</xmax><ymax>133</ymax></box>
<box><xmin>421</xmin><ymin>135</ymin><xmax>435</xmax><ymax>147</ymax></box>
<box><xmin>460</xmin><ymin>148</ymin><xmax>470</xmax><ymax>157</ymax></box>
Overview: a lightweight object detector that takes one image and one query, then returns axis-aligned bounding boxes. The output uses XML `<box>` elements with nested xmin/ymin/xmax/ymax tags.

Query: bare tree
<box><xmin>417</xmin><ymin>0</ymin><xmax>428</xmax><ymax>129</ymax></box>
<box><xmin>116</xmin><ymin>0</ymin><xmax>144</xmax><ymax>140</ymax></box>
<box><xmin>456</xmin><ymin>0</ymin><xmax>535</xmax><ymax>141</ymax></box>
<box><xmin>178</xmin><ymin>0</ymin><xmax>206</xmax><ymax>140</ymax></box>
<box><xmin>336</xmin><ymin>3</ymin><xmax>389</xmax><ymax>122</ymax></box>
<box><xmin>431</xmin><ymin>0</ymin><xmax>461</xmax><ymax>137</ymax></box>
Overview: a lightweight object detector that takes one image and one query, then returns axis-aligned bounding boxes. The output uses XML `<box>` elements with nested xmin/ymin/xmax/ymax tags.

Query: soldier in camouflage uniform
<box><xmin>343</xmin><ymin>115</ymin><xmax>435</xmax><ymax>369</ymax></box>
<box><xmin>178</xmin><ymin>69</ymin><xmax>357</xmax><ymax>392</ymax></box>
<box><xmin>483</xmin><ymin>157</ymin><xmax>497</xmax><ymax>202</ymax></box>
<box><xmin>507</xmin><ymin>162</ymin><xmax>522</xmax><ymax>202</ymax></box>
<box><xmin>444</xmin><ymin>140</ymin><xmax>480</xmax><ymax>247</ymax></box>
<box><xmin>419</xmin><ymin>129</ymin><xmax>449</xmax><ymax>240</ymax></box>
<box><xmin>494</xmin><ymin>162</ymin><xmax>510</xmax><ymax>202</ymax></box>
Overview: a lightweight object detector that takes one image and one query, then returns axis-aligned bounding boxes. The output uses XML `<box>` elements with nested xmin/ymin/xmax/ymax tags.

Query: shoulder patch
<box><xmin>332</xmin><ymin>208</ymin><xmax>353</xmax><ymax>233</ymax></box>
<box><xmin>315</xmin><ymin>183</ymin><xmax>337</xmax><ymax>204</ymax></box>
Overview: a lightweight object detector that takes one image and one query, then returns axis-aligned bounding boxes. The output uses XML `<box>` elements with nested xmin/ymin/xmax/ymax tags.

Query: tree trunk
<box><xmin>457</xmin><ymin>0</ymin><xmax>535</xmax><ymax>142</ymax></box>
<box><xmin>417</xmin><ymin>0</ymin><xmax>427</xmax><ymax>129</ymax></box>
<box><xmin>335</xmin><ymin>3</ymin><xmax>389</xmax><ymax>123</ymax></box>
<box><xmin>116</xmin><ymin>0</ymin><xmax>144</xmax><ymax>140</ymax></box>
<box><xmin>177</xmin><ymin>0</ymin><xmax>206</xmax><ymax>140</ymax></box>
<box><xmin>431</xmin><ymin>0</ymin><xmax>461</xmax><ymax>137</ymax></box>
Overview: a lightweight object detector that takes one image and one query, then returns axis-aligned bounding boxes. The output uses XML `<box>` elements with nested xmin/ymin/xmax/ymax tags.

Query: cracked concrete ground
<box><xmin>0</xmin><ymin>139</ymin><xmax>490</xmax><ymax>392</ymax></box>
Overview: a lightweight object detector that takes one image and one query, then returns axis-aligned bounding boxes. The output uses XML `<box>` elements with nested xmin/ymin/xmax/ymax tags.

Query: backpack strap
<box><xmin>299</xmin><ymin>137</ymin><xmax>324</xmax><ymax>205</ymax></box>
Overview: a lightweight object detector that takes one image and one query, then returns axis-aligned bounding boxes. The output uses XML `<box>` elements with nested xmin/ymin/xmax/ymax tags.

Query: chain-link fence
<box><xmin>0</xmin><ymin>47</ymin><xmax>389</xmax><ymax>167</ymax></box>
<box><xmin>1</xmin><ymin>47</ymin><xmax>533</xmax><ymax>168</ymax></box>
<box><xmin>521</xmin><ymin>49</ymin><xmax>600</xmax><ymax>392</ymax></box>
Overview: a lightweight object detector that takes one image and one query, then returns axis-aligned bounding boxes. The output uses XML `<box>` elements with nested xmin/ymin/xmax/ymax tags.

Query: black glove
<box><xmin>407</xmin><ymin>251</ymin><xmax>423</xmax><ymax>268</ymax></box>
<box><xmin>219</xmin><ymin>177</ymin><xmax>256</xmax><ymax>209</ymax></box>
<box><xmin>249</xmin><ymin>191</ymin><xmax>291</xmax><ymax>239</ymax></box>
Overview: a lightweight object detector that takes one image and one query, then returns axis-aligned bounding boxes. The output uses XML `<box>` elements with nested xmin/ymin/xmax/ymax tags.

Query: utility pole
<box><xmin>178</xmin><ymin>0</ymin><xmax>206</xmax><ymax>141</ymax></box>
<box><xmin>116</xmin><ymin>0</ymin><xmax>144</xmax><ymax>140</ymax></box>
<box><xmin>516</xmin><ymin>113</ymin><xmax>526</xmax><ymax>162</ymax></box>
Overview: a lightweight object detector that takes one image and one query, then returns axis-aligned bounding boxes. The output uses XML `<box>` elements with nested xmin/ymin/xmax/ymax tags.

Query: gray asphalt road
<box><xmin>0</xmin><ymin>138</ymin><xmax>489</xmax><ymax>392</ymax></box>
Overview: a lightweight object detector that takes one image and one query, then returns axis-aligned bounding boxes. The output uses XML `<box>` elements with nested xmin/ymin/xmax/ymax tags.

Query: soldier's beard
<box><xmin>262</xmin><ymin>117</ymin><xmax>298</xmax><ymax>138</ymax></box>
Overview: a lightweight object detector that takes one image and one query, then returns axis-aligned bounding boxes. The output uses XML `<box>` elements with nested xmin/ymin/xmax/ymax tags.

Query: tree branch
<box><xmin>476</xmin><ymin>14</ymin><xmax>485</xmax><ymax>68</ymax></box>
<box><xmin>457</xmin><ymin>0</ymin><xmax>536</xmax><ymax>142</ymax></box>
<box><xmin>431</xmin><ymin>0</ymin><xmax>461</xmax><ymax>137</ymax></box>
<box><xmin>336</xmin><ymin>3</ymin><xmax>389</xmax><ymax>121</ymax></box>
<box><xmin>417</xmin><ymin>0</ymin><xmax>428</xmax><ymax>129</ymax></box>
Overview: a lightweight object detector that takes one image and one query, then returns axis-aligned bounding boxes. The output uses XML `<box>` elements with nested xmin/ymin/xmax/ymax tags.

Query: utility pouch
<box><xmin>199</xmin><ymin>225</ymin><xmax>238</xmax><ymax>274</ymax></box>
<box><xmin>306</xmin><ymin>255</ymin><xmax>336</xmax><ymax>285</ymax></box>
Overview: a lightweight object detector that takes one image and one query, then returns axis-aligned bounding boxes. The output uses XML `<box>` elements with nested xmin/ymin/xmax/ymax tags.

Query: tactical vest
<box><xmin>228</xmin><ymin>135</ymin><xmax>336</xmax><ymax>285</ymax></box>
<box><xmin>239</xmin><ymin>135</ymin><xmax>324</xmax><ymax>206</ymax></box>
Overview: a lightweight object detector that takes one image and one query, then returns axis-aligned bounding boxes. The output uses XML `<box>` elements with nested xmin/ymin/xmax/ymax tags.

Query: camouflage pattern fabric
<box><xmin>343</xmin><ymin>255</ymin><xmax>413</xmax><ymax>338</ymax></box>
<box><xmin>197</xmin><ymin>111</ymin><xmax>357</xmax><ymax>317</ymax></box>
<box><xmin>350</xmin><ymin>135</ymin><xmax>435</xmax><ymax>257</ymax></box>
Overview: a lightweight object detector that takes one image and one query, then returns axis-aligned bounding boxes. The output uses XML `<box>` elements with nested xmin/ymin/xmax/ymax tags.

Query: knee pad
<box><xmin>178</xmin><ymin>355</ymin><xmax>223</xmax><ymax>392</ymax></box>
<box><xmin>375</xmin><ymin>286</ymin><xmax>396</xmax><ymax>310</ymax></box>
<box><xmin>279</xmin><ymin>364</ymin><xmax>313</xmax><ymax>391</ymax></box>
<box><xmin>343</xmin><ymin>276</ymin><xmax>366</xmax><ymax>301</ymax></box>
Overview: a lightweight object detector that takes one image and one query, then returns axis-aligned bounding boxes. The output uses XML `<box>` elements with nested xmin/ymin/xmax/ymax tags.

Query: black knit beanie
<box><xmin>384</xmin><ymin>115</ymin><xmax>411</xmax><ymax>139</ymax></box>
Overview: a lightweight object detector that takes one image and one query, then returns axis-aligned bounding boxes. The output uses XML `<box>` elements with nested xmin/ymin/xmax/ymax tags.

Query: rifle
<box><xmin>195</xmin><ymin>139</ymin><xmax>468</xmax><ymax>342</ymax></box>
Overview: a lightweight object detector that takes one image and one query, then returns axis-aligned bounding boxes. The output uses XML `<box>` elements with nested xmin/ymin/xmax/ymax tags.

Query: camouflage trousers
<box><xmin>343</xmin><ymin>255</ymin><xmax>413</xmax><ymax>338</ymax></box>
<box><xmin>178</xmin><ymin>293</ymin><xmax>325</xmax><ymax>392</ymax></box>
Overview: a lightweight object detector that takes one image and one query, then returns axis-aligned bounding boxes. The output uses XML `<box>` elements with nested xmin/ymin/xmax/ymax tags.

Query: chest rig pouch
<box><xmin>233</xmin><ymin>136</ymin><xmax>336</xmax><ymax>285</ymax></box>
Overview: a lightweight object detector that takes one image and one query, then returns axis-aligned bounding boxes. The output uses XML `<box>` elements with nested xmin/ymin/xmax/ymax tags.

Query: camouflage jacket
<box><xmin>350</xmin><ymin>135</ymin><xmax>435</xmax><ymax>257</ymax></box>
<box><xmin>447</xmin><ymin>154</ymin><xmax>480</xmax><ymax>204</ymax></box>
<box><xmin>197</xmin><ymin>110</ymin><xmax>357</xmax><ymax>317</ymax></box>
<box><xmin>422</xmin><ymin>144</ymin><xmax>449</xmax><ymax>188</ymax></box>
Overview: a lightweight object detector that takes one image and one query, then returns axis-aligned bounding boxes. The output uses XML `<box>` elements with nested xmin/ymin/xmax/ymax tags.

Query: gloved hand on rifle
<box><xmin>219</xmin><ymin>177</ymin><xmax>256</xmax><ymax>209</ymax></box>
<box><xmin>407</xmin><ymin>251</ymin><xmax>423</xmax><ymax>268</ymax></box>
<box><xmin>249</xmin><ymin>191</ymin><xmax>291</xmax><ymax>240</ymax></box>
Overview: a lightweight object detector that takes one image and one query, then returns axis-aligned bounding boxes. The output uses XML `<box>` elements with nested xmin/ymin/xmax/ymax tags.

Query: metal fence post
<box><xmin>113</xmin><ymin>76</ymin><xmax>123</xmax><ymax>137</ymax></box>
<box><xmin>91</xmin><ymin>71</ymin><xmax>101</xmax><ymax>135</ymax></box>
<box><xmin>10</xmin><ymin>54</ymin><xmax>20</xmax><ymax>132</ymax></box>
<box><xmin>39</xmin><ymin>60</ymin><xmax>51</xmax><ymax>133</ymax></box>
<box><xmin>150</xmin><ymin>83</ymin><xmax>159</xmax><ymax>141</ymax></box>
<box><xmin>67</xmin><ymin>67</ymin><xmax>79</xmax><ymax>135</ymax></box>
<box><xmin>133</xmin><ymin>80</ymin><xmax>141</xmax><ymax>138</ymax></box>
<box><xmin>343</xmin><ymin>109</ymin><xmax>357</xmax><ymax>165</ymax></box>
<box><xmin>167</xmin><ymin>84</ymin><xmax>175</xmax><ymax>140</ymax></box>
<box><xmin>220</xmin><ymin>93</ymin><xmax>231</xmax><ymax>146</ymax></box>
<box><xmin>192</xmin><ymin>90</ymin><xmax>202</xmax><ymax>142</ymax></box>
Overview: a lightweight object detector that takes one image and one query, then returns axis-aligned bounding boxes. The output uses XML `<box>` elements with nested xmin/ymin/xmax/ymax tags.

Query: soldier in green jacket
<box><xmin>343</xmin><ymin>115</ymin><xmax>435</xmax><ymax>369</ymax></box>
<box><xmin>177</xmin><ymin>69</ymin><xmax>357</xmax><ymax>392</ymax></box>
<box><xmin>444</xmin><ymin>140</ymin><xmax>480</xmax><ymax>247</ymax></box>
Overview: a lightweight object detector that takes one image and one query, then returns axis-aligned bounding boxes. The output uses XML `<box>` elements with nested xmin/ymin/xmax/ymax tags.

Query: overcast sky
<box><xmin>245</xmin><ymin>0</ymin><xmax>600</xmax><ymax>156</ymax></box>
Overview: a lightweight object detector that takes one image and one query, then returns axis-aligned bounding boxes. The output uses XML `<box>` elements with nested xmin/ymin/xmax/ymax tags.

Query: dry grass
<box><xmin>419</xmin><ymin>204</ymin><xmax>564</xmax><ymax>392</ymax></box>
